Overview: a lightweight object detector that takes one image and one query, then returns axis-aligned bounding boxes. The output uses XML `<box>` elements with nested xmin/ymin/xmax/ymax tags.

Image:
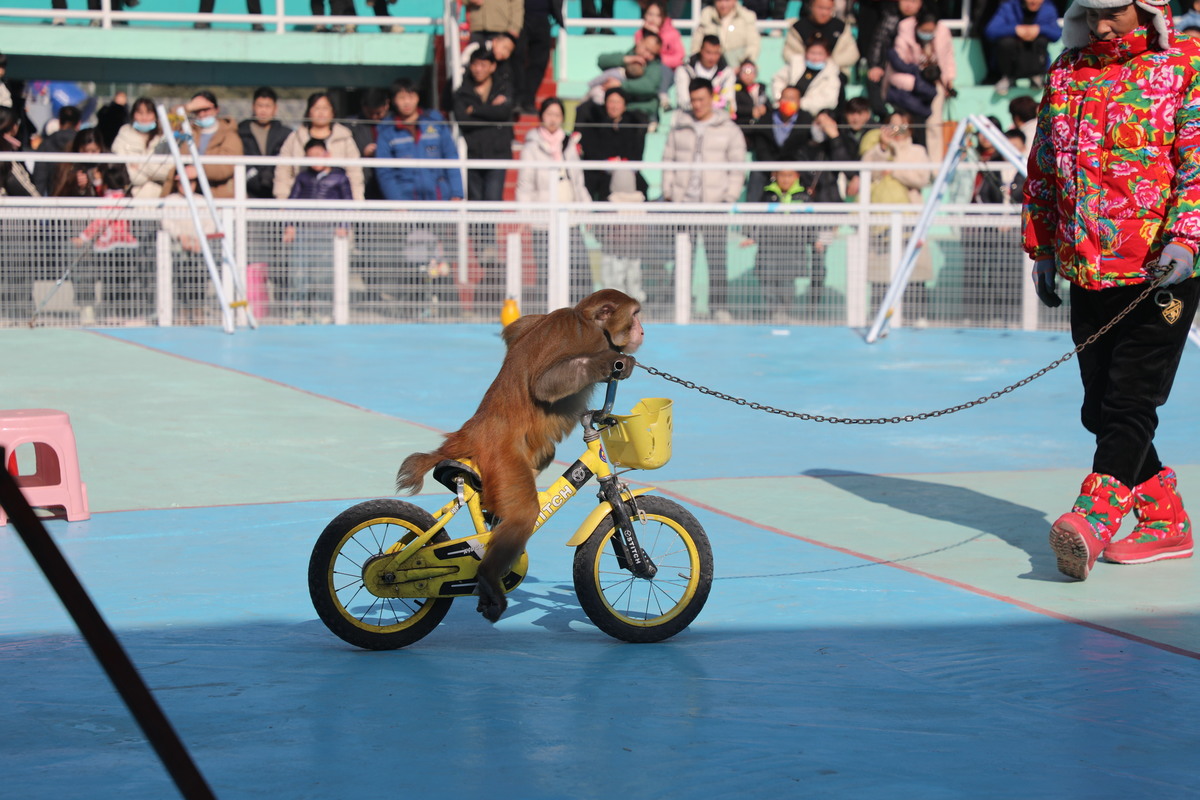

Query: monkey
<box><xmin>396</xmin><ymin>289</ymin><xmax>645</xmax><ymax>622</ymax></box>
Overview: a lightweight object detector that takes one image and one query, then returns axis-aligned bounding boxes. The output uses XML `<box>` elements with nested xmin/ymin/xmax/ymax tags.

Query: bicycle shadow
<box><xmin>804</xmin><ymin>469</ymin><xmax>1063</xmax><ymax>581</ymax></box>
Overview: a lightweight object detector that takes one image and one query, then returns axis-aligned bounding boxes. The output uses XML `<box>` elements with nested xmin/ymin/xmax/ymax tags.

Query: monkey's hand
<box><xmin>611</xmin><ymin>355</ymin><xmax>637</xmax><ymax>380</ymax></box>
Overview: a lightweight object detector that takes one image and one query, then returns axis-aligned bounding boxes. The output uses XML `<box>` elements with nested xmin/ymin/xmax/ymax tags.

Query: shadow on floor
<box><xmin>804</xmin><ymin>469</ymin><xmax>1063</xmax><ymax>581</ymax></box>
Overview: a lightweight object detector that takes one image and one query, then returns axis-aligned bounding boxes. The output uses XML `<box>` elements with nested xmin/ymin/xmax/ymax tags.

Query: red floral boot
<box><xmin>1105</xmin><ymin>467</ymin><xmax>1194</xmax><ymax>565</ymax></box>
<box><xmin>1049</xmin><ymin>473</ymin><xmax>1134</xmax><ymax>580</ymax></box>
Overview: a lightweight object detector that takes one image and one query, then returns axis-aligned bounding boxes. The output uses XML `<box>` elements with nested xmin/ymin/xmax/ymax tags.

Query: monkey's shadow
<box><xmin>804</xmin><ymin>469</ymin><xmax>1064</xmax><ymax>581</ymax></box>
<box><xmin>494</xmin><ymin>575</ymin><xmax>597</xmax><ymax>633</ymax></box>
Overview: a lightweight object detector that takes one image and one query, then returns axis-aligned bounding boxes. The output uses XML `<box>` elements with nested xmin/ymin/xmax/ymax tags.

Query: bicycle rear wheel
<box><xmin>572</xmin><ymin>495</ymin><xmax>713</xmax><ymax>643</ymax></box>
<box><xmin>308</xmin><ymin>499</ymin><xmax>453</xmax><ymax>650</ymax></box>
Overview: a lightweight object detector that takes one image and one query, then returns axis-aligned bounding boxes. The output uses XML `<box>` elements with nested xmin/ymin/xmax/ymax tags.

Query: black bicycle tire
<box><xmin>572</xmin><ymin>495</ymin><xmax>713</xmax><ymax>643</ymax></box>
<box><xmin>308</xmin><ymin>499</ymin><xmax>454</xmax><ymax>650</ymax></box>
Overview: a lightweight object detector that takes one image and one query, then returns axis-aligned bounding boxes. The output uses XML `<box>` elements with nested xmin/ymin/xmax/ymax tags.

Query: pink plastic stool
<box><xmin>0</xmin><ymin>409</ymin><xmax>90</xmax><ymax>525</ymax></box>
<box><xmin>246</xmin><ymin>262</ymin><xmax>270</xmax><ymax>319</ymax></box>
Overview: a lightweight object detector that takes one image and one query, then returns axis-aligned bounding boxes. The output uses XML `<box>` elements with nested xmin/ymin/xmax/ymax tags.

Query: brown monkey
<box><xmin>396</xmin><ymin>289</ymin><xmax>645</xmax><ymax>622</ymax></box>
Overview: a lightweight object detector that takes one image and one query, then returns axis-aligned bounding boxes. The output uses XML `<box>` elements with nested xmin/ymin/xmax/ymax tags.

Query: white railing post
<box><xmin>547</xmin><ymin>207</ymin><xmax>568</xmax><ymax>310</ymax></box>
<box><xmin>848</xmin><ymin>166</ymin><xmax>872</xmax><ymax>329</ymax></box>
<box><xmin>156</xmin><ymin>230</ymin><xmax>173</xmax><ymax>327</ymax></box>
<box><xmin>274</xmin><ymin>0</ymin><xmax>285</xmax><ymax>33</ymax></box>
<box><xmin>233</xmin><ymin>167</ymin><xmax>249</xmax><ymax>326</ymax></box>
<box><xmin>221</xmin><ymin>207</ymin><xmax>236</xmax><ymax>311</ymax></box>
<box><xmin>333</xmin><ymin>233</ymin><xmax>350</xmax><ymax>324</ymax></box>
<box><xmin>100</xmin><ymin>0</ymin><xmax>112</xmax><ymax>29</ymax></box>
<box><xmin>456</xmin><ymin>206</ymin><xmax>469</xmax><ymax>289</ymax></box>
<box><xmin>674</xmin><ymin>230</ymin><xmax>692</xmax><ymax>325</ymax></box>
<box><xmin>506</xmin><ymin>230</ymin><xmax>523</xmax><ymax>303</ymax></box>
<box><xmin>887</xmin><ymin>212</ymin><xmax>904</xmax><ymax>330</ymax></box>
<box><xmin>1020</xmin><ymin>252</ymin><xmax>1039</xmax><ymax>331</ymax></box>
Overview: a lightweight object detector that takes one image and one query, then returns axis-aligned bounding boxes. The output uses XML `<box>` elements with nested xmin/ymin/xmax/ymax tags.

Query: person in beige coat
<box><xmin>111</xmin><ymin>97</ymin><xmax>172</xmax><ymax>199</ymax></box>
<box><xmin>160</xmin><ymin>91</ymin><xmax>244</xmax><ymax>199</ymax></box>
<box><xmin>781</xmin><ymin>0</ymin><xmax>859</xmax><ymax>73</ymax></box>
<box><xmin>861</xmin><ymin>111</ymin><xmax>933</xmax><ymax>310</ymax></box>
<box><xmin>662</xmin><ymin>77</ymin><xmax>747</xmax><ymax>321</ymax></box>
<box><xmin>273</xmin><ymin>92</ymin><xmax>365</xmax><ymax>201</ymax></box>
<box><xmin>691</xmin><ymin>0</ymin><xmax>761</xmax><ymax>69</ymax></box>
<box><xmin>465</xmin><ymin>0</ymin><xmax>523</xmax><ymax>41</ymax></box>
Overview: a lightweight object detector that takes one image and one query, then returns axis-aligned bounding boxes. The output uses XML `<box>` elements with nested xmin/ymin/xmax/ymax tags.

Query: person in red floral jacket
<box><xmin>1023</xmin><ymin>0</ymin><xmax>1199</xmax><ymax>580</ymax></box>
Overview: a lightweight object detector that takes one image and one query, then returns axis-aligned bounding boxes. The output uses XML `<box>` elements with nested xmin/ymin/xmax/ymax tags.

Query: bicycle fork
<box><xmin>598</xmin><ymin>476</ymin><xmax>658</xmax><ymax>580</ymax></box>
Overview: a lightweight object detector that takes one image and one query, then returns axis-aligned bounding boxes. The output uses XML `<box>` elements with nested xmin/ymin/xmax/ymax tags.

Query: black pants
<box><xmin>580</xmin><ymin>0</ymin><xmax>613</xmax><ymax>18</ymax></box>
<box><xmin>198</xmin><ymin>0</ymin><xmax>262</xmax><ymax>13</ymax></box>
<box><xmin>741</xmin><ymin>0</ymin><xmax>787</xmax><ymax>20</ymax></box>
<box><xmin>310</xmin><ymin>0</ymin><xmax>355</xmax><ymax>16</ymax></box>
<box><xmin>991</xmin><ymin>35</ymin><xmax>1050</xmax><ymax>81</ymax></box>
<box><xmin>516</xmin><ymin>13</ymin><xmax>554</xmax><ymax>109</ymax></box>
<box><xmin>467</xmin><ymin>168</ymin><xmax>506</xmax><ymax>202</ymax></box>
<box><xmin>1070</xmin><ymin>278</ymin><xmax>1200</xmax><ymax>488</ymax></box>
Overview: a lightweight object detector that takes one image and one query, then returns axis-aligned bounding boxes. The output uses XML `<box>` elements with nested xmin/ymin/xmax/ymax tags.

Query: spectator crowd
<box><xmin>0</xmin><ymin>0</ymin><xmax>1059</xmax><ymax>323</ymax></box>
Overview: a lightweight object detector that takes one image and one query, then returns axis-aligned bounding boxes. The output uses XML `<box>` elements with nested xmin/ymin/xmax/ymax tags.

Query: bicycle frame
<box><xmin>360</xmin><ymin>387</ymin><xmax>657</xmax><ymax>599</ymax></box>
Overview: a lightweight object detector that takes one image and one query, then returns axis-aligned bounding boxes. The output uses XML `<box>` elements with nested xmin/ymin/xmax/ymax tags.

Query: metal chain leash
<box><xmin>638</xmin><ymin>277</ymin><xmax>1169</xmax><ymax>425</ymax></box>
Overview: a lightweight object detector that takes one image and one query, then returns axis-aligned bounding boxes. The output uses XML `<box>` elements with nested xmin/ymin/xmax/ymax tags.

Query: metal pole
<box><xmin>155</xmin><ymin>104</ymin><xmax>236</xmax><ymax>333</ymax></box>
<box><xmin>0</xmin><ymin>453</ymin><xmax>216</xmax><ymax>800</ymax></box>
<box><xmin>174</xmin><ymin>108</ymin><xmax>258</xmax><ymax>330</ymax></box>
<box><xmin>865</xmin><ymin>118</ymin><xmax>973</xmax><ymax>343</ymax></box>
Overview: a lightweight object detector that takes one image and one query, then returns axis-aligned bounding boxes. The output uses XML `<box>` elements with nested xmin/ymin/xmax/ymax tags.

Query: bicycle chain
<box><xmin>638</xmin><ymin>277</ymin><xmax>1167</xmax><ymax>425</ymax></box>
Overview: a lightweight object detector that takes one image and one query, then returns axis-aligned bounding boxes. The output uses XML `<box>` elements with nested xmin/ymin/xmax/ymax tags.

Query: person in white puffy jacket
<box><xmin>110</xmin><ymin>97</ymin><xmax>172</xmax><ymax>199</ymax></box>
<box><xmin>515</xmin><ymin>98</ymin><xmax>593</xmax><ymax>302</ymax></box>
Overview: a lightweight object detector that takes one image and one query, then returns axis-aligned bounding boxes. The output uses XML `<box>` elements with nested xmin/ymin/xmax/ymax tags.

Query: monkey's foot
<box><xmin>475</xmin><ymin>578</ymin><xmax>508</xmax><ymax>623</ymax></box>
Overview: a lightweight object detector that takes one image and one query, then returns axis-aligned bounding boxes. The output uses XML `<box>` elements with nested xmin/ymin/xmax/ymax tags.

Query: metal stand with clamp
<box><xmin>156</xmin><ymin>103</ymin><xmax>258</xmax><ymax>334</ymax></box>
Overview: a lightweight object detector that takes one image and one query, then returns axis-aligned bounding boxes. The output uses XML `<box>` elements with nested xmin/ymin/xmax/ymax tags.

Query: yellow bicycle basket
<box><xmin>599</xmin><ymin>398</ymin><xmax>673</xmax><ymax>470</ymax></box>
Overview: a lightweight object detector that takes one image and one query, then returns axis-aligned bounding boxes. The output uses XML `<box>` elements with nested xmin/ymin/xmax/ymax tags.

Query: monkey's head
<box><xmin>578</xmin><ymin>289</ymin><xmax>644</xmax><ymax>354</ymax></box>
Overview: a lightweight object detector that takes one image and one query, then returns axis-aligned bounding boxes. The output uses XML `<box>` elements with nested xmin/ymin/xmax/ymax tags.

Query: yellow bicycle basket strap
<box><xmin>599</xmin><ymin>398</ymin><xmax>673</xmax><ymax>470</ymax></box>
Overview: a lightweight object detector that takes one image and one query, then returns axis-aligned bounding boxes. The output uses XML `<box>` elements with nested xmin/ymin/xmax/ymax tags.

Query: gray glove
<box><xmin>1033</xmin><ymin>259</ymin><xmax>1061</xmax><ymax>308</ymax></box>
<box><xmin>1154</xmin><ymin>242</ymin><xmax>1196</xmax><ymax>286</ymax></box>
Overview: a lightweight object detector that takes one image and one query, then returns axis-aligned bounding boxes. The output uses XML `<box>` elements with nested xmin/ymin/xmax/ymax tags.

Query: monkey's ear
<box><xmin>593</xmin><ymin>302</ymin><xmax>618</xmax><ymax>322</ymax></box>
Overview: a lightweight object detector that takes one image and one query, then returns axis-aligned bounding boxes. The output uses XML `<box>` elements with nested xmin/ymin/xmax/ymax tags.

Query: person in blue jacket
<box><xmin>375</xmin><ymin>78</ymin><xmax>464</xmax><ymax>202</ymax></box>
<box><xmin>983</xmin><ymin>0</ymin><xmax>1062</xmax><ymax>95</ymax></box>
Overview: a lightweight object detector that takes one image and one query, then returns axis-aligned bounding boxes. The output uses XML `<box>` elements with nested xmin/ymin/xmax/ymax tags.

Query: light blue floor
<box><xmin>4</xmin><ymin>324</ymin><xmax>1200</xmax><ymax>799</ymax></box>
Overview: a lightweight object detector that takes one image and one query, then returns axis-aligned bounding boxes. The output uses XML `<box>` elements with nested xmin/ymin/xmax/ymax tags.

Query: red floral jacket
<box><xmin>1022</xmin><ymin>25</ymin><xmax>1200</xmax><ymax>289</ymax></box>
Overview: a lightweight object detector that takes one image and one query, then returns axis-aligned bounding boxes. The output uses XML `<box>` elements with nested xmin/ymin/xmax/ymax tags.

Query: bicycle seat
<box><xmin>432</xmin><ymin>459</ymin><xmax>483</xmax><ymax>493</ymax></box>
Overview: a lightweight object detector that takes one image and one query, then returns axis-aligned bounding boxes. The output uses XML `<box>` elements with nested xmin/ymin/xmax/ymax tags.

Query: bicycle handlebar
<box><xmin>599</xmin><ymin>362</ymin><xmax>628</xmax><ymax>420</ymax></box>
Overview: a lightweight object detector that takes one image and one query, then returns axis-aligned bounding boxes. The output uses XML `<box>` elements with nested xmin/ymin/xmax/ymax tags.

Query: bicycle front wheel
<box><xmin>572</xmin><ymin>495</ymin><xmax>713</xmax><ymax>643</ymax></box>
<box><xmin>308</xmin><ymin>499</ymin><xmax>453</xmax><ymax>651</ymax></box>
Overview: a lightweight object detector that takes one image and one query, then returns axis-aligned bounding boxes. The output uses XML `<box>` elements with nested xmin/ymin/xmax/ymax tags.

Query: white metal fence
<box><xmin>0</xmin><ymin>152</ymin><xmax>1061</xmax><ymax>330</ymax></box>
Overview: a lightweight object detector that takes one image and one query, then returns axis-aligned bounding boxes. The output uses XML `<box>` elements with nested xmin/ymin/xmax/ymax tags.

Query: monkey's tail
<box><xmin>395</xmin><ymin>450</ymin><xmax>443</xmax><ymax>495</ymax></box>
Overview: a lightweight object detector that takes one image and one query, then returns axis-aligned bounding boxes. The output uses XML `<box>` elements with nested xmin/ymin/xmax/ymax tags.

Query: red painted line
<box><xmin>656</xmin><ymin>486</ymin><xmax>1200</xmax><ymax>662</ymax></box>
<box><xmin>79</xmin><ymin>333</ymin><xmax>1199</xmax><ymax>659</ymax></box>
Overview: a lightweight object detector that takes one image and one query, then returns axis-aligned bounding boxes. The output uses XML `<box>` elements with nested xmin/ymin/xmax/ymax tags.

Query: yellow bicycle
<box><xmin>308</xmin><ymin>376</ymin><xmax>714</xmax><ymax>649</ymax></box>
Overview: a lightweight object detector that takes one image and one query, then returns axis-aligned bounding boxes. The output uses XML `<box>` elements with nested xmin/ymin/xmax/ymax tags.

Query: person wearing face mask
<box><xmin>112</xmin><ymin>96</ymin><xmax>172</xmax><ymax>199</ymax></box>
<box><xmin>864</xmin><ymin>0</ymin><xmax>922</xmax><ymax>122</ymax></box>
<box><xmin>744</xmin><ymin>84</ymin><xmax>807</xmax><ymax>201</ymax></box>
<box><xmin>770</xmin><ymin>38</ymin><xmax>845</xmax><ymax>116</ymax></box>
<box><xmin>885</xmin><ymin>8</ymin><xmax>955</xmax><ymax>157</ymax></box>
<box><xmin>161</xmin><ymin>90</ymin><xmax>244</xmax><ymax>199</ymax></box>
<box><xmin>783</xmin><ymin>0</ymin><xmax>859</xmax><ymax>74</ymax></box>
<box><xmin>1023</xmin><ymin>0</ymin><xmax>1200</xmax><ymax>579</ymax></box>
